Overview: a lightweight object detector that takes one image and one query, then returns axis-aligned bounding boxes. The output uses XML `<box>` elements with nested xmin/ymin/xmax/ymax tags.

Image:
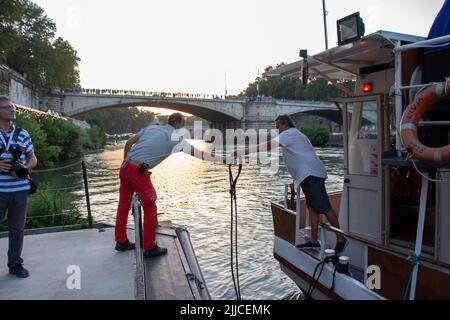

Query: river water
<box><xmin>33</xmin><ymin>142</ymin><xmax>344</xmax><ymax>300</ymax></box>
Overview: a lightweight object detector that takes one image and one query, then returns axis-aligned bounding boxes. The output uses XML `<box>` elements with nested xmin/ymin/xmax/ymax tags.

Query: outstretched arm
<box><xmin>233</xmin><ymin>140</ymin><xmax>279</xmax><ymax>156</ymax></box>
<box><xmin>181</xmin><ymin>142</ymin><xmax>228</xmax><ymax>163</ymax></box>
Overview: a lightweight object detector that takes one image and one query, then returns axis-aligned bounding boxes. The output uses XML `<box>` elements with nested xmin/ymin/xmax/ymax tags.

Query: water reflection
<box><xmin>32</xmin><ymin>142</ymin><xmax>344</xmax><ymax>300</ymax></box>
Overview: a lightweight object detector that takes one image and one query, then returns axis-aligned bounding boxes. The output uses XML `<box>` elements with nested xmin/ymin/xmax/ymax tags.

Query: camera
<box><xmin>9</xmin><ymin>146</ymin><xmax>29</xmax><ymax>179</ymax></box>
<box><xmin>10</xmin><ymin>161</ymin><xmax>29</xmax><ymax>179</ymax></box>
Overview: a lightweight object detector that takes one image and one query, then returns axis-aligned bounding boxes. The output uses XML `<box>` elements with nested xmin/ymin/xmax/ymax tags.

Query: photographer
<box><xmin>0</xmin><ymin>96</ymin><xmax>37</xmax><ymax>278</ymax></box>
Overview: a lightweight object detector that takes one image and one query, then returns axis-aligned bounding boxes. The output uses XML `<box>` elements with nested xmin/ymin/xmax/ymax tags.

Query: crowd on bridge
<box><xmin>51</xmin><ymin>87</ymin><xmax>328</xmax><ymax>107</ymax></box>
<box><xmin>59</xmin><ymin>87</ymin><xmax>244</xmax><ymax>101</ymax></box>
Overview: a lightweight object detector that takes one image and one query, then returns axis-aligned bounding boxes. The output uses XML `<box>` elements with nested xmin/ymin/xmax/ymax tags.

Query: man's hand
<box><xmin>0</xmin><ymin>159</ymin><xmax>11</xmax><ymax>173</ymax></box>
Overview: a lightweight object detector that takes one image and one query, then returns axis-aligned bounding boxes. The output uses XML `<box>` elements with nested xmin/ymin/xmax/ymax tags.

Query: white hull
<box><xmin>274</xmin><ymin>236</ymin><xmax>384</xmax><ymax>300</ymax></box>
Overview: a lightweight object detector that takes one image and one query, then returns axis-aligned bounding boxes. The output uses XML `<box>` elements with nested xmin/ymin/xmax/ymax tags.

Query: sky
<box><xmin>33</xmin><ymin>0</ymin><xmax>445</xmax><ymax>96</ymax></box>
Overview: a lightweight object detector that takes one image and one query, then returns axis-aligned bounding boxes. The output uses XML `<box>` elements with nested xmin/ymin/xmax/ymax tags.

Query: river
<box><xmin>32</xmin><ymin>142</ymin><xmax>344</xmax><ymax>300</ymax></box>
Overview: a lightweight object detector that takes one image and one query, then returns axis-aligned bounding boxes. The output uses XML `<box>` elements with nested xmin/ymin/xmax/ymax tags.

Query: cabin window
<box><xmin>346</xmin><ymin>101</ymin><xmax>379</xmax><ymax>176</ymax></box>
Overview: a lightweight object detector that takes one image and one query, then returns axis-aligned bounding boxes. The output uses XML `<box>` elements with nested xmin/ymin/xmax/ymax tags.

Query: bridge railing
<box><xmin>59</xmin><ymin>87</ymin><xmax>246</xmax><ymax>101</ymax></box>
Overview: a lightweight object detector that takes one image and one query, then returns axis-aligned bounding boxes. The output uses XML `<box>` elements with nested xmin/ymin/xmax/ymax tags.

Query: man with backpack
<box><xmin>0</xmin><ymin>95</ymin><xmax>37</xmax><ymax>278</ymax></box>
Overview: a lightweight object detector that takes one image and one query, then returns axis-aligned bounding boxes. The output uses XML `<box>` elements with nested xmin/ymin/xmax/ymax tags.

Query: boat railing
<box><xmin>392</xmin><ymin>34</ymin><xmax>450</xmax><ymax>156</ymax></box>
<box><xmin>320</xmin><ymin>223</ymin><xmax>450</xmax><ymax>271</ymax></box>
<box><xmin>319</xmin><ymin>222</ymin><xmax>450</xmax><ymax>299</ymax></box>
<box><xmin>284</xmin><ymin>184</ymin><xmax>311</xmax><ymax>249</ymax></box>
<box><xmin>132</xmin><ymin>194</ymin><xmax>146</xmax><ymax>300</ymax></box>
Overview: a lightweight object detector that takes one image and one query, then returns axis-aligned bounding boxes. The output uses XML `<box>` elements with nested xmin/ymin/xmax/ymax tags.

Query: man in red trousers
<box><xmin>115</xmin><ymin>113</ymin><xmax>222</xmax><ymax>258</ymax></box>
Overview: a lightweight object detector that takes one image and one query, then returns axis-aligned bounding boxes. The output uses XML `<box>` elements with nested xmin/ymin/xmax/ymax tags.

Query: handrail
<box><xmin>319</xmin><ymin>223</ymin><xmax>450</xmax><ymax>270</ymax></box>
<box><xmin>132</xmin><ymin>194</ymin><xmax>146</xmax><ymax>299</ymax></box>
<box><xmin>394</xmin><ymin>34</ymin><xmax>450</xmax><ymax>52</ymax></box>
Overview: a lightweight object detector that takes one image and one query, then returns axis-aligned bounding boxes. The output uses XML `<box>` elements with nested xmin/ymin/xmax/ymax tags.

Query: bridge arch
<box><xmin>61</xmin><ymin>95</ymin><xmax>244</xmax><ymax>122</ymax></box>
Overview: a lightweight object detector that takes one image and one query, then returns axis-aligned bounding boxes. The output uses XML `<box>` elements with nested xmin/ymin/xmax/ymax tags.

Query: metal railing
<box><xmin>132</xmin><ymin>194</ymin><xmax>146</xmax><ymax>299</ymax></box>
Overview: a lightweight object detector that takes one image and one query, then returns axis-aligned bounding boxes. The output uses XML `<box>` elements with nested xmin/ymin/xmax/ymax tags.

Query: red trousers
<box><xmin>115</xmin><ymin>161</ymin><xmax>157</xmax><ymax>251</ymax></box>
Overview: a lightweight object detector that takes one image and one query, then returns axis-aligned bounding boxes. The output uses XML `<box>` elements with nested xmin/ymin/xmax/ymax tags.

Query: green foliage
<box><xmin>0</xmin><ymin>1</ymin><xmax>27</xmax><ymax>59</ymax></box>
<box><xmin>15</xmin><ymin>111</ymin><xmax>106</xmax><ymax>168</ymax></box>
<box><xmin>301</xmin><ymin>124</ymin><xmax>331</xmax><ymax>147</ymax></box>
<box><xmin>1</xmin><ymin>0</ymin><xmax>80</xmax><ymax>88</ymax></box>
<box><xmin>26</xmin><ymin>189</ymin><xmax>87</xmax><ymax>229</ymax></box>
<box><xmin>41</xmin><ymin>119</ymin><xmax>83</xmax><ymax>159</ymax></box>
<box><xmin>241</xmin><ymin>64</ymin><xmax>355</xmax><ymax>101</ymax></box>
<box><xmin>76</xmin><ymin>107</ymin><xmax>157</xmax><ymax>134</ymax></box>
<box><xmin>84</xmin><ymin>124</ymin><xmax>107</xmax><ymax>150</ymax></box>
<box><xmin>0</xmin><ymin>188</ymin><xmax>88</xmax><ymax>231</ymax></box>
<box><xmin>15</xmin><ymin>112</ymin><xmax>61</xmax><ymax>167</ymax></box>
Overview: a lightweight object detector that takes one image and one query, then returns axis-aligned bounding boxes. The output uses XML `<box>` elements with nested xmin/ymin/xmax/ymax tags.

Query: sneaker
<box><xmin>334</xmin><ymin>238</ymin><xmax>348</xmax><ymax>255</ymax></box>
<box><xmin>9</xmin><ymin>264</ymin><xmax>30</xmax><ymax>278</ymax></box>
<box><xmin>296</xmin><ymin>241</ymin><xmax>321</xmax><ymax>250</ymax></box>
<box><xmin>144</xmin><ymin>245</ymin><xmax>168</xmax><ymax>258</ymax></box>
<box><xmin>115</xmin><ymin>239</ymin><xmax>135</xmax><ymax>251</ymax></box>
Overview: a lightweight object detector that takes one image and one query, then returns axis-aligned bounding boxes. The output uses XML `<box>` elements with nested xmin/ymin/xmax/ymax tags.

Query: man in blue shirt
<box><xmin>0</xmin><ymin>96</ymin><xmax>37</xmax><ymax>278</ymax></box>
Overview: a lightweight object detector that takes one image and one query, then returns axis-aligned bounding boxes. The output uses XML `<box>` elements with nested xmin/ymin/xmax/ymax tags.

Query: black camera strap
<box><xmin>0</xmin><ymin>126</ymin><xmax>22</xmax><ymax>157</ymax></box>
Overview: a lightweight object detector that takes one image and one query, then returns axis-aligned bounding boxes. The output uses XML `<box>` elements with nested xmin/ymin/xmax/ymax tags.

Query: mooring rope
<box><xmin>228</xmin><ymin>163</ymin><xmax>243</xmax><ymax>300</ymax></box>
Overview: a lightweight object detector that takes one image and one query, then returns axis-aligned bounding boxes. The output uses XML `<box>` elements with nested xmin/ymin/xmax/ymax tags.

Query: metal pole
<box><xmin>409</xmin><ymin>172</ymin><xmax>429</xmax><ymax>300</ymax></box>
<box><xmin>132</xmin><ymin>195</ymin><xmax>146</xmax><ymax>299</ymax></box>
<box><xmin>295</xmin><ymin>185</ymin><xmax>301</xmax><ymax>246</ymax></box>
<box><xmin>394</xmin><ymin>35</ymin><xmax>450</xmax><ymax>52</ymax></box>
<box><xmin>81</xmin><ymin>160</ymin><xmax>93</xmax><ymax>228</ymax></box>
<box><xmin>394</xmin><ymin>41</ymin><xmax>403</xmax><ymax>157</ymax></box>
<box><xmin>133</xmin><ymin>195</ymin><xmax>144</xmax><ymax>249</ymax></box>
<box><xmin>322</xmin><ymin>0</ymin><xmax>329</xmax><ymax>50</ymax></box>
<box><xmin>284</xmin><ymin>184</ymin><xmax>289</xmax><ymax>209</ymax></box>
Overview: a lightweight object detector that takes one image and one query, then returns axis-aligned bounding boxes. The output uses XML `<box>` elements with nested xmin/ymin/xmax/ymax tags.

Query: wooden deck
<box><xmin>142</xmin><ymin>221</ymin><xmax>210</xmax><ymax>300</ymax></box>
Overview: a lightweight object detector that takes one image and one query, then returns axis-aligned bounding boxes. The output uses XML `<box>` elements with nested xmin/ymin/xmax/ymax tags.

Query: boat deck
<box><xmin>0</xmin><ymin>222</ymin><xmax>209</xmax><ymax>300</ymax></box>
<box><xmin>143</xmin><ymin>221</ymin><xmax>210</xmax><ymax>300</ymax></box>
<box><xmin>0</xmin><ymin>227</ymin><xmax>136</xmax><ymax>300</ymax></box>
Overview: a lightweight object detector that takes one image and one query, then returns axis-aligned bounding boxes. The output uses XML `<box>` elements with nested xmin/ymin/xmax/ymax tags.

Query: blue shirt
<box><xmin>0</xmin><ymin>124</ymin><xmax>34</xmax><ymax>193</ymax></box>
<box><xmin>126</xmin><ymin>125</ymin><xmax>188</xmax><ymax>169</ymax></box>
<box><xmin>425</xmin><ymin>0</ymin><xmax>450</xmax><ymax>54</ymax></box>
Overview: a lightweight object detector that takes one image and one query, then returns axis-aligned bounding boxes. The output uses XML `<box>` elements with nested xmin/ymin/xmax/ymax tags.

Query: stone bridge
<box><xmin>39</xmin><ymin>89</ymin><xmax>341</xmax><ymax>131</ymax></box>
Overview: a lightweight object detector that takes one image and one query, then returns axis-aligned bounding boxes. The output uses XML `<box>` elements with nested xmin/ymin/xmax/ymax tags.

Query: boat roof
<box><xmin>264</xmin><ymin>30</ymin><xmax>425</xmax><ymax>80</ymax></box>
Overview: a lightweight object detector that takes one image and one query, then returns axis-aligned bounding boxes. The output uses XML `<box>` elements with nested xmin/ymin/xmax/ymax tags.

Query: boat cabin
<box><xmin>267</xmin><ymin>25</ymin><xmax>450</xmax><ymax>299</ymax></box>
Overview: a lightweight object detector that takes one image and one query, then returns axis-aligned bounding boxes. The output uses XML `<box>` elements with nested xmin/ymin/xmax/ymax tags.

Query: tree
<box><xmin>301</xmin><ymin>124</ymin><xmax>331</xmax><ymax>147</ymax></box>
<box><xmin>15</xmin><ymin>113</ymin><xmax>61</xmax><ymax>167</ymax></box>
<box><xmin>240</xmin><ymin>63</ymin><xmax>355</xmax><ymax>100</ymax></box>
<box><xmin>76</xmin><ymin>107</ymin><xmax>158</xmax><ymax>134</ymax></box>
<box><xmin>1</xmin><ymin>0</ymin><xmax>80</xmax><ymax>88</ymax></box>
<box><xmin>0</xmin><ymin>0</ymin><xmax>26</xmax><ymax>61</ymax></box>
<box><xmin>47</xmin><ymin>38</ymin><xmax>80</xmax><ymax>87</ymax></box>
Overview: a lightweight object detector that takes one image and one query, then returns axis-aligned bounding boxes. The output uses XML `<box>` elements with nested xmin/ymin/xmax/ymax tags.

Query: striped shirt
<box><xmin>0</xmin><ymin>124</ymin><xmax>34</xmax><ymax>193</ymax></box>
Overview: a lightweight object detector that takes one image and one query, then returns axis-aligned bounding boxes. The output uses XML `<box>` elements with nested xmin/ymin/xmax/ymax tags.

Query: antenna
<box><xmin>322</xmin><ymin>0</ymin><xmax>329</xmax><ymax>50</ymax></box>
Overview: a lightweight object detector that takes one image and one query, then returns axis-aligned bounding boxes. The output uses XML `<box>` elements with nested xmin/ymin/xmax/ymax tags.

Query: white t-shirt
<box><xmin>274</xmin><ymin>128</ymin><xmax>327</xmax><ymax>189</ymax></box>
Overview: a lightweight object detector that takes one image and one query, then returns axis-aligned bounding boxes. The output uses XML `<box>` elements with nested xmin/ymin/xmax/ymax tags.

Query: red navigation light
<box><xmin>362</xmin><ymin>83</ymin><xmax>373</xmax><ymax>92</ymax></box>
